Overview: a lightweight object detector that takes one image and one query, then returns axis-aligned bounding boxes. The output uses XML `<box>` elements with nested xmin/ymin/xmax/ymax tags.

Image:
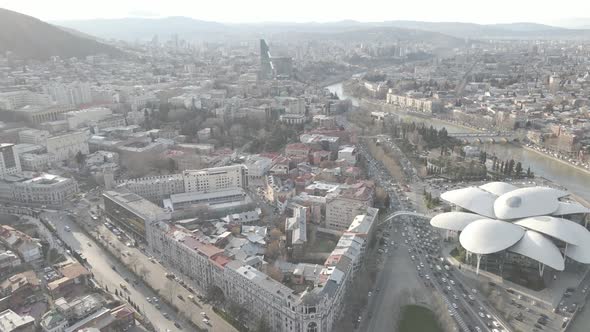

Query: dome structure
<box><xmin>432</xmin><ymin>182</ymin><xmax>590</xmax><ymax>275</ymax></box>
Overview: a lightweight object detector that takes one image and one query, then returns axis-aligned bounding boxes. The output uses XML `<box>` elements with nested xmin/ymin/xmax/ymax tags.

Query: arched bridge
<box><xmin>448</xmin><ymin>131</ymin><xmax>520</xmax><ymax>144</ymax></box>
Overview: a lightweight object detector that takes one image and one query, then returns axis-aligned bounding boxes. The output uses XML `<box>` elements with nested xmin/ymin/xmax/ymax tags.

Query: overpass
<box><xmin>380</xmin><ymin>210</ymin><xmax>431</xmax><ymax>224</ymax></box>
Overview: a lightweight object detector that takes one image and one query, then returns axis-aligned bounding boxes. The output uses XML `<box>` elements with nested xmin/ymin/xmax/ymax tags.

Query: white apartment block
<box><xmin>325</xmin><ymin>195</ymin><xmax>372</xmax><ymax>231</ymax></box>
<box><xmin>337</xmin><ymin>146</ymin><xmax>357</xmax><ymax>165</ymax></box>
<box><xmin>18</xmin><ymin>129</ymin><xmax>51</xmax><ymax>146</ymax></box>
<box><xmin>116</xmin><ymin>174</ymin><xmax>185</xmax><ymax>201</ymax></box>
<box><xmin>183</xmin><ymin>165</ymin><xmax>247</xmax><ymax>194</ymax></box>
<box><xmin>44</xmin><ymin>82</ymin><xmax>92</xmax><ymax>106</ymax></box>
<box><xmin>0</xmin><ymin>173</ymin><xmax>78</xmax><ymax>207</ymax></box>
<box><xmin>64</xmin><ymin>107</ymin><xmax>112</xmax><ymax>130</ymax></box>
<box><xmin>19</xmin><ymin>153</ymin><xmax>55</xmax><ymax>171</ymax></box>
<box><xmin>0</xmin><ymin>90</ymin><xmax>50</xmax><ymax>110</ymax></box>
<box><xmin>46</xmin><ymin>132</ymin><xmax>89</xmax><ymax>161</ymax></box>
<box><xmin>0</xmin><ymin>144</ymin><xmax>22</xmax><ymax>179</ymax></box>
<box><xmin>243</xmin><ymin>155</ymin><xmax>273</xmax><ymax>186</ymax></box>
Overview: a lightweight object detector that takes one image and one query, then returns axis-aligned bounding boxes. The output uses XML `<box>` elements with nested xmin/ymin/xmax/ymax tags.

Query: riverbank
<box><xmin>522</xmin><ymin>144</ymin><xmax>590</xmax><ymax>177</ymax></box>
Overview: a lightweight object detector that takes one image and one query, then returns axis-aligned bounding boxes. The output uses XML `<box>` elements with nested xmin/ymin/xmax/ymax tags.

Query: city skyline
<box><xmin>1</xmin><ymin>0</ymin><xmax>590</xmax><ymax>26</ymax></box>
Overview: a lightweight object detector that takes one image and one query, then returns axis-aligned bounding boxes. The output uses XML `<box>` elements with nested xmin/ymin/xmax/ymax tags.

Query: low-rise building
<box><xmin>0</xmin><ymin>309</ymin><xmax>35</xmax><ymax>332</ymax></box>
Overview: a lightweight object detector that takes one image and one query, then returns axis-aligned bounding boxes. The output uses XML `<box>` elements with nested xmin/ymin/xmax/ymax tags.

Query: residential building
<box><xmin>64</xmin><ymin>107</ymin><xmax>112</xmax><ymax>130</ymax></box>
<box><xmin>116</xmin><ymin>174</ymin><xmax>185</xmax><ymax>202</ymax></box>
<box><xmin>0</xmin><ymin>144</ymin><xmax>21</xmax><ymax>178</ymax></box>
<box><xmin>183</xmin><ymin>165</ymin><xmax>247</xmax><ymax>194</ymax></box>
<box><xmin>0</xmin><ymin>309</ymin><xmax>34</xmax><ymax>332</ymax></box>
<box><xmin>18</xmin><ymin>129</ymin><xmax>50</xmax><ymax>146</ymax></box>
<box><xmin>46</xmin><ymin>132</ymin><xmax>89</xmax><ymax>161</ymax></box>
<box><xmin>0</xmin><ymin>90</ymin><xmax>50</xmax><ymax>110</ymax></box>
<box><xmin>325</xmin><ymin>183</ymin><xmax>374</xmax><ymax>231</ymax></box>
<box><xmin>0</xmin><ymin>173</ymin><xmax>78</xmax><ymax>207</ymax></box>
<box><xmin>0</xmin><ymin>226</ymin><xmax>42</xmax><ymax>262</ymax></box>
<box><xmin>337</xmin><ymin>146</ymin><xmax>357</xmax><ymax>165</ymax></box>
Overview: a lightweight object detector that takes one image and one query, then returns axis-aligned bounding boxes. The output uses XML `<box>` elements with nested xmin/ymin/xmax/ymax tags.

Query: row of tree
<box><xmin>491</xmin><ymin>157</ymin><xmax>534</xmax><ymax>178</ymax></box>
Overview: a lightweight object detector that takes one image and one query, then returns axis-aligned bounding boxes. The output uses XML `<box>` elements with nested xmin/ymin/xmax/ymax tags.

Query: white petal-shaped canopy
<box><xmin>479</xmin><ymin>182</ymin><xmax>518</xmax><ymax>196</ymax></box>
<box><xmin>430</xmin><ymin>212</ymin><xmax>485</xmax><ymax>231</ymax></box>
<box><xmin>565</xmin><ymin>229</ymin><xmax>590</xmax><ymax>264</ymax></box>
<box><xmin>508</xmin><ymin>230</ymin><xmax>565</xmax><ymax>271</ymax></box>
<box><xmin>514</xmin><ymin>216</ymin><xmax>584</xmax><ymax>246</ymax></box>
<box><xmin>441</xmin><ymin>187</ymin><xmax>497</xmax><ymax>218</ymax></box>
<box><xmin>494</xmin><ymin>187</ymin><xmax>565</xmax><ymax>220</ymax></box>
<box><xmin>553</xmin><ymin>202</ymin><xmax>590</xmax><ymax>216</ymax></box>
<box><xmin>460</xmin><ymin>219</ymin><xmax>525</xmax><ymax>255</ymax></box>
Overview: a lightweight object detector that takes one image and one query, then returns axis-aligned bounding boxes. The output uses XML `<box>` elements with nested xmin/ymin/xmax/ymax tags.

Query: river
<box><xmin>326</xmin><ymin>82</ymin><xmax>590</xmax><ymax>203</ymax></box>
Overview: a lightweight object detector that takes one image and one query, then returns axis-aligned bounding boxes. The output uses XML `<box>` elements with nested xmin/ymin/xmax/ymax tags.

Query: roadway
<box><xmin>41</xmin><ymin>210</ymin><xmax>183</xmax><ymax>332</ymax></box>
<box><xmin>357</xmin><ymin>131</ymin><xmax>510</xmax><ymax>332</ymax></box>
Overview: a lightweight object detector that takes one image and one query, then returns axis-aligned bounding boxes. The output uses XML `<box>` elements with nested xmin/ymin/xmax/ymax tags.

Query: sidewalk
<box><xmin>95</xmin><ymin>225</ymin><xmax>236</xmax><ymax>332</ymax></box>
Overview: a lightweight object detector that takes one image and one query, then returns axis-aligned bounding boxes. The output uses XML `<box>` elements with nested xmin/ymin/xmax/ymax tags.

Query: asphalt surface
<box><xmin>357</xmin><ymin>136</ymin><xmax>510</xmax><ymax>332</ymax></box>
<box><xmin>41</xmin><ymin>211</ymin><xmax>183</xmax><ymax>332</ymax></box>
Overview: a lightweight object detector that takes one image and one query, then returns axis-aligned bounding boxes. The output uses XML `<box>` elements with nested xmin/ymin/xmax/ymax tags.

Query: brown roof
<box><xmin>59</xmin><ymin>263</ymin><xmax>91</xmax><ymax>279</ymax></box>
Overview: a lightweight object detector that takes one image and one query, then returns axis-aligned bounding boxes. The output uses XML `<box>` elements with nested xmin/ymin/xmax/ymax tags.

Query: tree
<box><xmin>269</xmin><ymin>229</ymin><xmax>282</xmax><ymax>241</ymax></box>
<box><xmin>515</xmin><ymin>162</ymin><xmax>523</xmax><ymax>176</ymax></box>
<box><xmin>75</xmin><ymin>151</ymin><xmax>85</xmax><ymax>165</ymax></box>
<box><xmin>265</xmin><ymin>240</ymin><xmax>281</xmax><ymax>260</ymax></box>
<box><xmin>167</xmin><ymin>158</ymin><xmax>177</xmax><ymax>173</ymax></box>
<box><xmin>115</xmin><ymin>289</ymin><xmax>119</xmax><ymax>296</ymax></box>
<box><xmin>266</xmin><ymin>265</ymin><xmax>283</xmax><ymax>282</ymax></box>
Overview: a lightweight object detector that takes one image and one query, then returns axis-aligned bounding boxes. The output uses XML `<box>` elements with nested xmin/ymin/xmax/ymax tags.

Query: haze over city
<box><xmin>1</xmin><ymin>2</ymin><xmax>590</xmax><ymax>332</ymax></box>
<box><xmin>1</xmin><ymin>0</ymin><xmax>590</xmax><ymax>25</ymax></box>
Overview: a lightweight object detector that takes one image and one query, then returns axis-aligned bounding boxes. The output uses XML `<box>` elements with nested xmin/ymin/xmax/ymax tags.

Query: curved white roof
<box><xmin>564</xmin><ymin>229</ymin><xmax>590</xmax><ymax>264</ymax></box>
<box><xmin>479</xmin><ymin>182</ymin><xmax>517</xmax><ymax>196</ymax></box>
<box><xmin>494</xmin><ymin>187</ymin><xmax>564</xmax><ymax>220</ymax></box>
<box><xmin>430</xmin><ymin>212</ymin><xmax>486</xmax><ymax>231</ymax></box>
<box><xmin>508</xmin><ymin>230</ymin><xmax>565</xmax><ymax>271</ymax></box>
<box><xmin>514</xmin><ymin>216</ymin><xmax>584</xmax><ymax>246</ymax></box>
<box><xmin>460</xmin><ymin>219</ymin><xmax>525</xmax><ymax>255</ymax></box>
<box><xmin>552</xmin><ymin>202</ymin><xmax>590</xmax><ymax>216</ymax></box>
<box><xmin>441</xmin><ymin>187</ymin><xmax>497</xmax><ymax>218</ymax></box>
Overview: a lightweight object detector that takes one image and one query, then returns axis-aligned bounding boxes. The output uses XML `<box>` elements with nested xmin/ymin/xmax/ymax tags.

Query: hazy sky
<box><xmin>0</xmin><ymin>0</ymin><xmax>588</xmax><ymax>24</ymax></box>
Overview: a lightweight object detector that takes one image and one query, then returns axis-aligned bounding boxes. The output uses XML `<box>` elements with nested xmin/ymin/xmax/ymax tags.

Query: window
<box><xmin>307</xmin><ymin>322</ymin><xmax>318</xmax><ymax>332</ymax></box>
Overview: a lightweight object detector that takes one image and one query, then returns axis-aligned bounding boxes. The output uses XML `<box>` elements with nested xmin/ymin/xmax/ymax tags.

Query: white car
<box><xmin>478</xmin><ymin>312</ymin><xmax>484</xmax><ymax>318</ymax></box>
<box><xmin>64</xmin><ymin>226</ymin><xmax>71</xmax><ymax>232</ymax></box>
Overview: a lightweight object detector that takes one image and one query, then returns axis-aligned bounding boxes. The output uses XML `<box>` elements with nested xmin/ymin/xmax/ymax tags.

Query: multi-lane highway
<box><xmin>357</xmin><ymin>136</ymin><xmax>511</xmax><ymax>332</ymax></box>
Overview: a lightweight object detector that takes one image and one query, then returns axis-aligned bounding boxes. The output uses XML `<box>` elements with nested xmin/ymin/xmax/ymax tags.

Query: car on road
<box><xmin>202</xmin><ymin>318</ymin><xmax>210</xmax><ymax>325</ymax></box>
<box><xmin>163</xmin><ymin>312</ymin><xmax>169</xmax><ymax>319</ymax></box>
<box><xmin>478</xmin><ymin>312</ymin><xmax>485</xmax><ymax>318</ymax></box>
<box><xmin>177</xmin><ymin>294</ymin><xmax>184</xmax><ymax>301</ymax></box>
<box><xmin>174</xmin><ymin>322</ymin><xmax>182</xmax><ymax>329</ymax></box>
<box><xmin>64</xmin><ymin>226</ymin><xmax>71</xmax><ymax>232</ymax></box>
<box><xmin>146</xmin><ymin>297</ymin><xmax>151</xmax><ymax>303</ymax></box>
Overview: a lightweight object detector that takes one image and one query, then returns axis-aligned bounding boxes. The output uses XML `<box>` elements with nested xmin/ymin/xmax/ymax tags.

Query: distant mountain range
<box><xmin>0</xmin><ymin>8</ymin><xmax>122</xmax><ymax>60</ymax></box>
<box><xmin>53</xmin><ymin>16</ymin><xmax>590</xmax><ymax>42</ymax></box>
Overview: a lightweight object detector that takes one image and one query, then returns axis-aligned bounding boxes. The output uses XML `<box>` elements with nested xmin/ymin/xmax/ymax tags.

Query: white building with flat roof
<box><xmin>46</xmin><ymin>132</ymin><xmax>89</xmax><ymax>161</ymax></box>
<box><xmin>18</xmin><ymin>129</ymin><xmax>51</xmax><ymax>146</ymax></box>
<box><xmin>65</xmin><ymin>107</ymin><xmax>112</xmax><ymax>130</ymax></box>
<box><xmin>0</xmin><ymin>172</ymin><xmax>78</xmax><ymax>207</ymax></box>
<box><xmin>183</xmin><ymin>165</ymin><xmax>247</xmax><ymax>194</ymax></box>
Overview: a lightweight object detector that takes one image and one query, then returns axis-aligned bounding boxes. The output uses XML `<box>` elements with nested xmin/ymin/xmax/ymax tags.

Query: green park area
<box><xmin>398</xmin><ymin>305</ymin><xmax>443</xmax><ymax>332</ymax></box>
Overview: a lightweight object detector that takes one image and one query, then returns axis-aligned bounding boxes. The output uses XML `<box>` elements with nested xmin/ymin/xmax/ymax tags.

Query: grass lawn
<box><xmin>398</xmin><ymin>305</ymin><xmax>443</xmax><ymax>332</ymax></box>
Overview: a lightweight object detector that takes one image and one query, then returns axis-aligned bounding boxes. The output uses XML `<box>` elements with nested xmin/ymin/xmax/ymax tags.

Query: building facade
<box><xmin>46</xmin><ymin>132</ymin><xmax>89</xmax><ymax>162</ymax></box>
<box><xmin>182</xmin><ymin>165</ymin><xmax>247</xmax><ymax>194</ymax></box>
<box><xmin>0</xmin><ymin>144</ymin><xmax>22</xmax><ymax>179</ymax></box>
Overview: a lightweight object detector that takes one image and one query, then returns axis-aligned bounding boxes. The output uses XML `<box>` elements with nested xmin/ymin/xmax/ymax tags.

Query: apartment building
<box><xmin>0</xmin><ymin>173</ymin><xmax>78</xmax><ymax>207</ymax></box>
<box><xmin>146</xmin><ymin>205</ymin><xmax>376</xmax><ymax>332</ymax></box>
<box><xmin>325</xmin><ymin>184</ymin><xmax>374</xmax><ymax>231</ymax></box>
<box><xmin>46</xmin><ymin>132</ymin><xmax>89</xmax><ymax>161</ymax></box>
<box><xmin>18</xmin><ymin>129</ymin><xmax>51</xmax><ymax>146</ymax></box>
<box><xmin>182</xmin><ymin>165</ymin><xmax>247</xmax><ymax>194</ymax></box>
<box><xmin>116</xmin><ymin>174</ymin><xmax>185</xmax><ymax>202</ymax></box>
<box><xmin>0</xmin><ymin>144</ymin><xmax>22</xmax><ymax>179</ymax></box>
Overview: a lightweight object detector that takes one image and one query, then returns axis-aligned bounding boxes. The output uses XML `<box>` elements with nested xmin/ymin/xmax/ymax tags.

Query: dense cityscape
<box><xmin>0</xmin><ymin>4</ymin><xmax>590</xmax><ymax>332</ymax></box>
